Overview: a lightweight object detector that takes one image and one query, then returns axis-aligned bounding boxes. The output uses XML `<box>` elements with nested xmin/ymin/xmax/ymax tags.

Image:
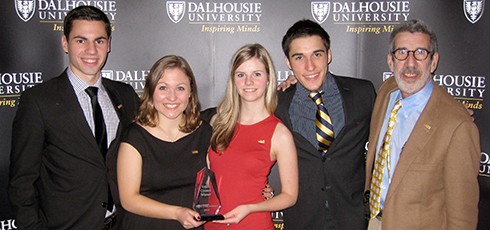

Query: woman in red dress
<box><xmin>206</xmin><ymin>44</ymin><xmax>298</xmax><ymax>230</ymax></box>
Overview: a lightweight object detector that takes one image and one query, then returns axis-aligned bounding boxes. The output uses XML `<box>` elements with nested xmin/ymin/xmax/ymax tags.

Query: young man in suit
<box><xmin>364</xmin><ymin>19</ymin><xmax>480</xmax><ymax>229</ymax></box>
<box><xmin>275</xmin><ymin>19</ymin><xmax>376</xmax><ymax>230</ymax></box>
<box><xmin>9</xmin><ymin>6</ymin><xmax>140</xmax><ymax>229</ymax></box>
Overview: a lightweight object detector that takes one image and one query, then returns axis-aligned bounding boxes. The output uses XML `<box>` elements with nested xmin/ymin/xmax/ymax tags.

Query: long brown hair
<box><xmin>136</xmin><ymin>55</ymin><xmax>201</xmax><ymax>132</ymax></box>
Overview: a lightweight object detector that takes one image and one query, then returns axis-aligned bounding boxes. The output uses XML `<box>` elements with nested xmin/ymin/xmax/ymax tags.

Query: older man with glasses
<box><xmin>364</xmin><ymin>19</ymin><xmax>480</xmax><ymax>230</ymax></box>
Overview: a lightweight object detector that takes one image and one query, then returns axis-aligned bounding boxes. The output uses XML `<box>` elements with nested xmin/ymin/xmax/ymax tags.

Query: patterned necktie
<box><xmin>309</xmin><ymin>91</ymin><xmax>335</xmax><ymax>158</ymax></box>
<box><xmin>369</xmin><ymin>99</ymin><xmax>402</xmax><ymax>219</ymax></box>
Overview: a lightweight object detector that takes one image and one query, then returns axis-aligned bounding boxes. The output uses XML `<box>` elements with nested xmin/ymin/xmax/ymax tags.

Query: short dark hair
<box><xmin>63</xmin><ymin>6</ymin><xmax>111</xmax><ymax>38</ymax></box>
<box><xmin>281</xmin><ymin>19</ymin><xmax>331</xmax><ymax>58</ymax></box>
<box><xmin>389</xmin><ymin>19</ymin><xmax>438</xmax><ymax>55</ymax></box>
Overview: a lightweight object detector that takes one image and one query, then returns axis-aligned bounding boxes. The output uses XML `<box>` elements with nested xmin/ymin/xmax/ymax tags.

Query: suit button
<box><xmin>321</xmin><ymin>186</ymin><xmax>332</xmax><ymax>191</ymax></box>
<box><xmin>102</xmin><ymin>202</ymin><xmax>108</xmax><ymax>208</ymax></box>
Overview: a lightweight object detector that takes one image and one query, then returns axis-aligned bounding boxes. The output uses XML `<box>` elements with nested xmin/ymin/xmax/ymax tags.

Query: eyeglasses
<box><xmin>392</xmin><ymin>48</ymin><xmax>431</xmax><ymax>61</ymax></box>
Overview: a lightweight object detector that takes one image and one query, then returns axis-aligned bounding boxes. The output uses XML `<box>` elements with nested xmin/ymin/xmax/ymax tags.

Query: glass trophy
<box><xmin>193</xmin><ymin>167</ymin><xmax>224</xmax><ymax>221</ymax></box>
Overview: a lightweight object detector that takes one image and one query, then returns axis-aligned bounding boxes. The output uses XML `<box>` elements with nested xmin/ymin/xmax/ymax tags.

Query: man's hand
<box><xmin>277</xmin><ymin>74</ymin><xmax>298</xmax><ymax>91</ymax></box>
<box><xmin>262</xmin><ymin>184</ymin><xmax>274</xmax><ymax>200</ymax></box>
<box><xmin>463</xmin><ymin>103</ymin><xmax>475</xmax><ymax>121</ymax></box>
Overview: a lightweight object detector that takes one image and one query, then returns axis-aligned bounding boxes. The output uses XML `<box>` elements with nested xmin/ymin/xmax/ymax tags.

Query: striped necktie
<box><xmin>369</xmin><ymin>99</ymin><xmax>402</xmax><ymax>219</ymax></box>
<box><xmin>309</xmin><ymin>91</ymin><xmax>335</xmax><ymax>158</ymax></box>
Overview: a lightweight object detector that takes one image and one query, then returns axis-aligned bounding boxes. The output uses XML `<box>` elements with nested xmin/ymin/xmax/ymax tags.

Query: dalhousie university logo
<box><xmin>167</xmin><ymin>1</ymin><xmax>185</xmax><ymax>23</ymax></box>
<box><xmin>311</xmin><ymin>1</ymin><xmax>330</xmax><ymax>24</ymax></box>
<box><xmin>15</xmin><ymin>0</ymin><xmax>35</xmax><ymax>22</ymax></box>
<box><xmin>464</xmin><ymin>0</ymin><xmax>485</xmax><ymax>23</ymax></box>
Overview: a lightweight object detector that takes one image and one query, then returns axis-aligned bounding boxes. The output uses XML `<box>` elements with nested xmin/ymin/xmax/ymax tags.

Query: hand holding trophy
<box><xmin>193</xmin><ymin>167</ymin><xmax>225</xmax><ymax>221</ymax></box>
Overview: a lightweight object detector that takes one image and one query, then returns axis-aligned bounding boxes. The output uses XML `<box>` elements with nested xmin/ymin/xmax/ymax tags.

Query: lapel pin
<box><xmin>258</xmin><ymin>139</ymin><xmax>265</xmax><ymax>144</ymax></box>
<box><xmin>117</xmin><ymin>104</ymin><xmax>123</xmax><ymax>109</ymax></box>
<box><xmin>192</xmin><ymin>150</ymin><xmax>199</xmax><ymax>154</ymax></box>
<box><xmin>424</xmin><ymin>124</ymin><xmax>431</xmax><ymax>130</ymax></box>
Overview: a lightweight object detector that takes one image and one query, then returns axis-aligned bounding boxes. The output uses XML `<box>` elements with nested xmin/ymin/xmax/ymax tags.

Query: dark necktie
<box><xmin>309</xmin><ymin>90</ymin><xmax>335</xmax><ymax>158</ymax></box>
<box><xmin>85</xmin><ymin>87</ymin><xmax>108</xmax><ymax>156</ymax></box>
<box><xmin>85</xmin><ymin>86</ymin><xmax>113</xmax><ymax>211</ymax></box>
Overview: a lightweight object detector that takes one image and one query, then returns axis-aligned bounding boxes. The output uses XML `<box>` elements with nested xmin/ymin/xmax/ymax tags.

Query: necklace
<box><xmin>155</xmin><ymin>125</ymin><xmax>182</xmax><ymax>142</ymax></box>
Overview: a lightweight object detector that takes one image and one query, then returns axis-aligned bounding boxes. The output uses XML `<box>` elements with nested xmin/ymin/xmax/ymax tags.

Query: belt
<box><xmin>102</xmin><ymin>213</ymin><xmax>117</xmax><ymax>230</ymax></box>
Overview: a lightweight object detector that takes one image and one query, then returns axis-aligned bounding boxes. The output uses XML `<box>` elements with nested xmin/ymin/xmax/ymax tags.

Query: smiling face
<box><xmin>233</xmin><ymin>57</ymin><xmax>269</xmax><ymax>103</ymax></box>
<box><xmin>152</xmin><ymin>67</ymin><xmax>191</xmax><ymax>122</ymax></box>
<box><xmin>62</xmin><ymin>20</ymin><xmax>110</xmax><ymax>84</ymax></box>
<box><xmin>285</xmin><ymin>35</ymin><xmax>332</xmax><ymax>91</ymax></box>
<box><xmin>388</xmin><ymin>32</ymin><xmax>439</xmax><ymax>98</ymax></box>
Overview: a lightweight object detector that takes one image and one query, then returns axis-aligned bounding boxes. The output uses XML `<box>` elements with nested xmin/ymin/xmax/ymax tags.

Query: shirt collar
<box><xmin>67</xmin><ymin>67</ymin><xmax>104</xmax><ymax>94</ymax></box>
<box><xmin>394</xmin><ymin>80</ymin><xmax>433</xmax><ymax>110</ymax></box>
<box><xmin>296</xmin><ymin>72</ymin><xmax>336</xmax><ymax>97</ymax></box>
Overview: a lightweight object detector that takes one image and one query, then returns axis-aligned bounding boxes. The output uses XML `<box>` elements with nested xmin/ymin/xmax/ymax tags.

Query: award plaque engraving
<box><xmin>193</xmin><ymin>167</ymin><xmax>224</xmax><ymax>221</ymax></box>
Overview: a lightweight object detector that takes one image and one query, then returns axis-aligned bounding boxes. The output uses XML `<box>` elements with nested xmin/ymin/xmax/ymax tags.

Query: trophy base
<box><xmin>199</xmin><ymin>214</ymin><xmax>225</xmax><ymax>221</ymax></box>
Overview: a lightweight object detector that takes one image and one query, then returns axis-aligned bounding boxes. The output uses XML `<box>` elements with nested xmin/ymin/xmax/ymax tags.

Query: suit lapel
<box><xmin>101</xmin><ymin>79</ymin><xmax>126</xmax><ymax>149</ymax></box>
<box><xmin>385</xmin><ymin>84</ymin><xmax>439</xmax><ymax>204</ymax></box>
<box><xmin>102</xmin><ymin>80</ymin><xmax>125</xmax><ymax>121</ymax></box>
<box><xmin>56</xmin><ymin>73</ymin><xmax>101</xmax><ymax>153</ymax></box>
<box><xmin>370</xmin><ymin>97</ymin><xmax>390</xmax><ymax>157</ymax></box>
<box><xmin>275</xmin><ymin>85</ymin><xmax>296</xmax><ymax>130</ymax></box>
<box><xmin>276</xmin><ymin>86</ymin><xmax>322</xmax><ymax>159</ymax></box>
<box><xmin>328</xmin><ymin>75</ymin><xmax>351</xmax><ymax>152</ymax></box>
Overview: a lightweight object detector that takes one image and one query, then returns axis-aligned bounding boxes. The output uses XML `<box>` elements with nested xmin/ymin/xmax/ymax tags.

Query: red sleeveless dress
<box><xmin>205</xmin><ymin>115</ymin><xmax>280</xmax><ymax>230</ymax></box>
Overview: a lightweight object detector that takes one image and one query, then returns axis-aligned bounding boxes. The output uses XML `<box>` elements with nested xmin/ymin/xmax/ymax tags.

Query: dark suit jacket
<box><xmin>276</xmin><ymin>74</ymin><xmax>375</xmax><ymax>230</ymax></box>
<box><xmin>364</xmin><ymin>77</ymin><xmax>480</xmax><ymax>229</ymax></box>
<box><xmin>9</xmin><ymin>70</ymin><xmax>140</xmax><ymax>229</ymax></box>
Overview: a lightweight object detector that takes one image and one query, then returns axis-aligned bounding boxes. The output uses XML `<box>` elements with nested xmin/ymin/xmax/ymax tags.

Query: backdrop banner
<box><xmin>1</xmin><ymin>0</ymin><xmax>488</xmax><ymax>229</ymax></box>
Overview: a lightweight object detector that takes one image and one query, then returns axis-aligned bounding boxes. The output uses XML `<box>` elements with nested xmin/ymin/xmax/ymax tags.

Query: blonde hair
<box><xmin>136</xmin><ymin>55</ymin><xmax>201</xmax><ymax>133</ymax></box>
<box><xmin>210</xmin><ymin>43</ymin><xmax>277</xmax><ymax>151</ymax></box>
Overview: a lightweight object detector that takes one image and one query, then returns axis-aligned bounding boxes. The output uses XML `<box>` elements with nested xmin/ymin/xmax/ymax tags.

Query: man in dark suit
<box><xmin>8</xmin><ymin>6</ymin><xmax>140</xmax><ymax>229</ymax></box>
<box><xmin>364</xmin><ymin>19</ymin><xmax>480</xmax><ymax>230</ymax></box>
<box><xmin>276</xmin><ymin>19</ymin><xmax>376</xmax><ymax>229</ymax></box>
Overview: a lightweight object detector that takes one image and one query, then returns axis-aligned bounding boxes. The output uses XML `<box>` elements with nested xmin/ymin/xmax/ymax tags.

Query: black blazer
<box><xmin>9</xmin><ymin>70</ymin><xmax>140</xmax><ymax>229</ymax></box>
<box><xmin>276</xmin><ymin>74</ymin><xmax>375</xmax><ymax>230</ymax></box>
